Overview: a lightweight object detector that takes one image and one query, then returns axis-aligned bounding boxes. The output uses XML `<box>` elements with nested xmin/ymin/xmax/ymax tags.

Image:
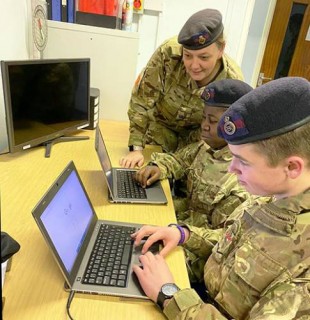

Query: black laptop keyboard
<box><xmin>116</xmin><ymin>170</ymin><xmax>147</xmax><ymax>199</ymax></box>
<box><xmin>82</xmin><ymin>224</ymin><xmax>136</xmax><ymax>287</ymax></box>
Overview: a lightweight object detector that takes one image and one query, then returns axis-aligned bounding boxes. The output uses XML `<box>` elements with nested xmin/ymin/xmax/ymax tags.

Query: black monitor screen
<box><xmin>1</xmin><ymin>58</ymin><xmax>90</xmax><ymax>153</ymax></box>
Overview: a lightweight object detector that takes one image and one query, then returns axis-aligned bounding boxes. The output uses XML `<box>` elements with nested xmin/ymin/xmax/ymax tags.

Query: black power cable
<box><xmin>66</xmin><ymin>291</ymin><xmax>75</xmax><ymax>320</ymax></box>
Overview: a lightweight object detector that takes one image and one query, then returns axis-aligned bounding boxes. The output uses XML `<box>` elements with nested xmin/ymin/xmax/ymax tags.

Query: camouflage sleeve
<box><xmin>182</xmin><ymin>225</ymin><xmax>224</xmax><ymax>258</ymax></box>
<box><xmin>127</xmin><ymin>45</ymin><xmax>166</xmax><ymax>147</ymax></box>
<box><xmin>163</xmin><ymin>289</ymin><xmax>228</xmax><ymax>320</ymax></box>
<box><xmin>163</xmin><ymin>264</ymin><xmax>310</xmax><ymax>320</ymax></box>
<box><xmin>163</xmin><ymin>277</ymin><xmax>310</xmax><ymax>319</ymax></box>
<box><xmin>151</xmin><ymin>142</ymin><xmax>204</xmax><ymax>180</ymax></box>
<box><xmin>181</xmin><ymin>195</ymin><xmax>271</xmax><ymax>259</ymax></box>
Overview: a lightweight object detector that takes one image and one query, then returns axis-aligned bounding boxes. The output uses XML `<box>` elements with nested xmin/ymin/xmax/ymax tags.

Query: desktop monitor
<box><xmin>1</xmin><ymin>58</ymin><xmax>90</xmax><ymax>157</ymax></box>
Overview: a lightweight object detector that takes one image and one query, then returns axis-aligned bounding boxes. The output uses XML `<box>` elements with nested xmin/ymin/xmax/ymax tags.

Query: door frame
<box><xmin>242</xmin><ymin>0</ymin><xmax>277</xmax><ymax>87</ymax></box>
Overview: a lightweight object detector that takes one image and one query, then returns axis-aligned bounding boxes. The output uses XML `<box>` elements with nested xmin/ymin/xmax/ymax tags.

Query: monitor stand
<box><xmin>43</xmin><ymin>135</ymin><xmax>90</xmax><ymax>158</ymax></box>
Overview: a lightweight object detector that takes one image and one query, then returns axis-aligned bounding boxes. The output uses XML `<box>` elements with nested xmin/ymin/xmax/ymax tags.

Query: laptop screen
<box><xmin>40</xmin><ymin>170</ymin><xmax>93</xmax><ymax>273</ymax></box>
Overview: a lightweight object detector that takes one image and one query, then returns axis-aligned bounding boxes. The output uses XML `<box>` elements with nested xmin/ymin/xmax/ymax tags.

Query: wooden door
<box><xmin>258</xmin><ymin>0</ymin><xmax>310</xmax><ymax>86</ymax></box>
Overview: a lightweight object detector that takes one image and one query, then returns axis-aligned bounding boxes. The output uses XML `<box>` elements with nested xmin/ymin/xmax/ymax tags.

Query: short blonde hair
<box><xmin>215</xmin><ymin>32</ymin><xmax>226</xmax><ymax>50</ymax></box>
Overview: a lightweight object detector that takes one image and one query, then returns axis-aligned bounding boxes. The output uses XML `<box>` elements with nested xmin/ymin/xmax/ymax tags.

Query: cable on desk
<box><xmin>66</xmin><ymin>290</ymin><xmax>75</xmax><ymax>320</ymax></box>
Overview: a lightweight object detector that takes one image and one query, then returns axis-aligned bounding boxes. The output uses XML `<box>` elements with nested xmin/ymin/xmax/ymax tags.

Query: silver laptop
<box><xmin>95</xmin><ymin>127</ymin><xmax>167</xmax><ymax>205</ymax></box>
<box><xmin>32</xmin><ymin>161</ymin><xmax>159</xmax><ymax>299</ymax></box>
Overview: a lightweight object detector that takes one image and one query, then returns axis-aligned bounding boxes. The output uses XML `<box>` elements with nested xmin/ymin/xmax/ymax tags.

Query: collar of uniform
<box><xmin>201</xmin><ymin>142</ymin><xmax>231</xmax><ymax>161</ymax></box>
<box><xmin>186</xmin><ymin>72</ymin><xmax>200</xmax><ymax>89</ymax></box>
<box><xmin>209</xmin><ymin>54</ymin><xmax>234</xmax><ymax>83</ymax></box>
<box><xmin>245</xmin><ymin>190</ymin><xmax>310</xmax><ymax>235</ymax></box>
<box><xmin>212</xmin><ymin>145</ymin><xmax>231</xmax><ymax>161</ymax></box>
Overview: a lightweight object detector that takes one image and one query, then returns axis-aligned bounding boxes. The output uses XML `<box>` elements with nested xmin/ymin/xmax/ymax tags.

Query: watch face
<box><xmin>162</xmin><ymin>283</ymin><xmax>179</xmax><ymax>296</ymax></box>
<box><xmin>157</xmin><ymin>283</ymin><xmax>180</xmax><ymax>310</ymax></box>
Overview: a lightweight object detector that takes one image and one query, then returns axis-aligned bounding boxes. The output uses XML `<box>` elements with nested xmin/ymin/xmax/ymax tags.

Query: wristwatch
<box><xmin>157</xmin><ymin>283</ymin><xmax>180</xmax><ymax>310</ymax></box>
<box><xmin>129</xmin><ymin>145</ymin><xmax>143</xmax><ymax>151</ymax></box>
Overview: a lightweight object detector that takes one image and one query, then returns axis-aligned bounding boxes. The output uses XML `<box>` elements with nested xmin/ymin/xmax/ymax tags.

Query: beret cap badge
<box><xmin>218</xmin><ymin>111</ymin><xmax>249</xmax><ymax>141</ymax></box>
<box><xmin>198</xmin><ymin>34</ymin><xmax>207</xmax><ymax>44</ymax></box>
<box><xmin>223</xmin><ymin>116</ymin><xmax>236</xmax><ymax>135</ymax></box>
<box><xmin>201</xmin><ymin>88</ymin><xmax>212</xmax><ymax>101</ymax></box>
<box><xmin>192</xmin><ymin>32</ymin><xmax>210</xmax><ymax>47</ymax></box>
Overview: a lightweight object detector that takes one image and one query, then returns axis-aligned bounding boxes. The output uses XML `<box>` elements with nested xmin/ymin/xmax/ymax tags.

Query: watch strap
<box><xmin>129</xmin><ymin>145</ymin><xmax>143</xmax><ymax>151</ymax></box>
<box><xmin>157</xmin><ymin>291</ymin><xmax>169</xmax><ymax>310</ymax></box>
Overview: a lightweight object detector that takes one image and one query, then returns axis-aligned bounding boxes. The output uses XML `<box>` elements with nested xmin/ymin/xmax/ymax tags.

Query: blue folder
<box><xmin>51</xmin><ymin>0</ymin><xmax>61</xmax><ymax>21</ymax></box>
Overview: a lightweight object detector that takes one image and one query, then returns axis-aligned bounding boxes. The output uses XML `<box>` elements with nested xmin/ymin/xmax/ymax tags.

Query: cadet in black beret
<box><xmin>122</xmin><ymin>8</ymin><xmax>244</xmax><ymax>169</ymax></box>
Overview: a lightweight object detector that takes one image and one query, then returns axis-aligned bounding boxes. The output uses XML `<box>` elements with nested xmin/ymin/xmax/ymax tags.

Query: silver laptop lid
<box><xmin>95</xmin><ymin>127</ymin><xmax>115</xmax><ymax>195</ymax></box>
<box><xmin>32</xmin><ymin>161</ymin><xmax>97</xmax><ymax>287</ymax></box>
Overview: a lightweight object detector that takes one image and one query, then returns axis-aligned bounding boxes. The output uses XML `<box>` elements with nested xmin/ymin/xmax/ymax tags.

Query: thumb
<box><xmin>159</xmin><ymin>243</ymin><xmax>175</xmax><ymax>257</ymax></box>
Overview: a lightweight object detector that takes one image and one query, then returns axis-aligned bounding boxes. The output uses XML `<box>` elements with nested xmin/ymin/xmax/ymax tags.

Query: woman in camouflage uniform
<box><xmin>131</xmin><ymin>77</ymin><xmax>310</xmax><ymax>319</ymax></box>
<box><xmin>120</xmin><ymin>9</ymin><xmax>243</xmax><ymax>168</ymax></box>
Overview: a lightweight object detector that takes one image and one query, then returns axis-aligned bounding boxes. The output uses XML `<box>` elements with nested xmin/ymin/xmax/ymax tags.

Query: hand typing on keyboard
<box><xmin>131</xmin><ymin>225</ymin><xmax>188</xmax><ymax>257</ymax></box>
<box><xmin>132</xmin><ymin>252</ymin><xmax>175</xmax><ymax>303</ymax></box>
<box><xmin>134</xmin><ymin>237</ymin><xmax>162</xmax><ymax>254</ymax></box>
<box><xmin>134</xmin><ymin>165</ymin><xmax>161</xmax><ymax>188</ymax></box>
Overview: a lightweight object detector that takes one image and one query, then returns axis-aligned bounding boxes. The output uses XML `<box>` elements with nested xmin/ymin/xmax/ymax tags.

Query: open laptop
<box><xmin>32</xmin><ymin>161</ymin><xmax>159</xmax><ymax>299</ymax></box>
<box><xmin>95</xmin><ymin>127</ymin><xmax>167</xmax><ymax>205</ymax></box>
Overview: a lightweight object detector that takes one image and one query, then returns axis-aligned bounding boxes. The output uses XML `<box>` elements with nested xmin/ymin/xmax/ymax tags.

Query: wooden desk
<box><xmin>0</xmin><ymin>120</ymin><xmax>190</xmax><ymax>319</ymax></box>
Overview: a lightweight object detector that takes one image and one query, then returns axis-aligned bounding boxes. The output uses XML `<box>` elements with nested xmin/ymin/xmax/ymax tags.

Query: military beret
<box><xmin>217</xmin><ymin>77</ymin><xmax>310</xmax><ymax>145</ymax></box>
<box><xmin>201</xmin><ymin>79</ymin><xmax>253</xmax><ymax>108</ymax></box>
<box><xmin>178</xmin><ymin>9</ymin><xmax>224</xmax><ymax>50</ymax></box>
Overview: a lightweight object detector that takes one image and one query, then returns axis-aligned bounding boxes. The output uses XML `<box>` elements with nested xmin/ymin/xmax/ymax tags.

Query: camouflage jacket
<box><xmin>164</xmin><ymin>189</ymin><xmax>310</xmax><ymax>320</ymax></box>
<box><xmin>128</xmin><ymin>36</ymin><xmax>244</xmax><ymax>149</ymax></box>
<box><xmin>151</xmin><ymin>141</ymin><xmax>251</xmax><ymax>228</ymax></box>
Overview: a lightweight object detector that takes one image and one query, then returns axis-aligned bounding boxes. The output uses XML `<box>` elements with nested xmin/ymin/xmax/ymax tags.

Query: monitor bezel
<box><xmin>1</xmin><ymin>58</ymin><xmax>91</xmax><ymax>154</ymax></box>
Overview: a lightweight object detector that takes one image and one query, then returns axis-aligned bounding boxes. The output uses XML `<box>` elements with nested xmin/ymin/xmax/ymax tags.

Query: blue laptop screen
<box><xmin>41</xmin><ymin>171</ymin><xmax>93</xmax><ymax>272</ymax></box>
